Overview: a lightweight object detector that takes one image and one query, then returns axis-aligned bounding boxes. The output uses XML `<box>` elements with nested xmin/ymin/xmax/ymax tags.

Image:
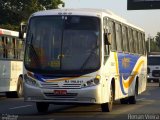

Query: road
<box><xmin>0</xmin><ymin>83</ymin><xmax>160</xmax><ymax>120</ymax></box>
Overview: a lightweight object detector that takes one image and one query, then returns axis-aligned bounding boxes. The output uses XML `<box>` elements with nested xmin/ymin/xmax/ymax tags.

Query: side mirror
<box><xmin>104</xmin><ymin>32</ymin><xmax>112</xmax><ymax>45</ymax></box>
<box><xmin>19</xmin><ymin>22</ymin><xmax>26</xmax><ymax>39</ymax></box>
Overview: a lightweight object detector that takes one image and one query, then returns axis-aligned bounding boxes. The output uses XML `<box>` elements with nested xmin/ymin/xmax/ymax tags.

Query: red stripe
<box><xmin>0</xmin><ymin>30</ymin><xmax>3</xmax><ymax>35</ymax></box>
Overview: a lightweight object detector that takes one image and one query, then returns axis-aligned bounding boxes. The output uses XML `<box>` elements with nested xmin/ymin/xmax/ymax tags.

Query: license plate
<box><xmin>54</xmin><ymin>90</ymin><xmax>67</xmax><ymax>95</ymax></box>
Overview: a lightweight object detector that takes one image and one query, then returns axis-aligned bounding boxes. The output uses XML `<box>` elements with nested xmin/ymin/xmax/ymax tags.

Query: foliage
<box><xmin>155</xmin><ymin>32</ymin><xmax>160</xmax><ymax>48</ymax></box>
<box><xmin>146</xmin><ymin>33</ymin><xmax>160</xmax><ymax>52</ymax></box>
<box><xmin>0</xmin><ymin>0</ymin><xmax>64</xmax><ymax>31</ymax></box>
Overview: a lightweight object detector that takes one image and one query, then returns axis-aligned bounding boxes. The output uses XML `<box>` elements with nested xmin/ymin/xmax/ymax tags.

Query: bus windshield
<box><xmin>148</xmin><ymin>56</ymin><xmax>160</xmax><ymax>65</ymax></box>
<box><xmin>25</xmin><ymin>16</ymin><xmax>100</xmax><ymax>73</ymax></box>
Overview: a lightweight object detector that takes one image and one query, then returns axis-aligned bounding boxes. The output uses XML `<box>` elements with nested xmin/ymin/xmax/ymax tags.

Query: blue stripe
<box><xmin>33</xmin><ymin>74</ymin><xmax>66</xmax><ymax>82</ymax></box>
<box><xmin>118</xmin><ymin>53</ymin><xmax>140</xmax><ymax>95</ymax></box>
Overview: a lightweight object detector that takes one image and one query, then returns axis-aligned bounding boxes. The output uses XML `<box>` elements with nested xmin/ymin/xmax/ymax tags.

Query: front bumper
<box><xmin>24</xmin><ymin>83</ymin><xmax>102</xmax><ymax>104</ymax></box>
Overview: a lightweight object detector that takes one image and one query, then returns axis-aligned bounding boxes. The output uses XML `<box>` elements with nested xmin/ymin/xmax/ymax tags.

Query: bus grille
<box><xmin>40</xmin><ymin>83</ymin><xmax>82</xmax><ymax>89</ymax></box>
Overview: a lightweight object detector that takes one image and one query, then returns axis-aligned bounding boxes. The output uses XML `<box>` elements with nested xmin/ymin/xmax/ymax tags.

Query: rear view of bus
<box><xmin>0</xmin><ymin>28</ymin><xmax>24</xmax><ymax>98</ymax></box>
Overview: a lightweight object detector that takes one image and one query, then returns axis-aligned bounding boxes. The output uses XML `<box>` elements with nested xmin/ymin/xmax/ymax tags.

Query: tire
<box><xmin>128</xmin><ymin>82</ymin><xmax>138</xmax><ymax>104</ymax></box>
<box><xmin>120</xmin><ymin>98</ymin><xmax>129</xmax><ymax>104</ymax></box>
<box><xmin>6</xmin><ymin>92</ymin><xmax>15</xmax><ymax>98</ymax></box>
<box><xmin>101</xmin><ymin>85</ymin><xmax>114</xmax><ymax>112</ymax></box>
<box><xmin>36</xmin><ymin>102</ymin><xmax>49</xmax><ymax>113</ymax></box>
<box><xmin>6</xmin><ymin>76</ymin><xmax>23</xmax><ymax>98</ymax></box>
<box><xmin>14</xmin><ymin>76</ymin><xmax>24</xmax><ymax>98</ymax></box>
<box><xmin>128</xmin><ymin>95</ymin><xmax>136</xmax><ymax>104</ymax></box>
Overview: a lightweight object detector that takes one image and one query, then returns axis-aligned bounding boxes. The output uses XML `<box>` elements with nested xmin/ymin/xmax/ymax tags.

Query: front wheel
<box><xmin>16</xmin><ymin>76</ymin><xmax>24</xmax><ymax>98</ymax></box>
<box><xmin>36</xmin><ymin>102</ymin><xmax>49</xmax><ymax>113</ymax></box>
<box><xmin>101</xmin><ymin>85</ymin><xmax>114</xmax><ymax>112</ymax></box>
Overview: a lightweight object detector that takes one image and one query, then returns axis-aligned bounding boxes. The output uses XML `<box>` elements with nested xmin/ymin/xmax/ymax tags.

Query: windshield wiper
<box><xmin>80</xmin><ymin>46</ymin><xmax>98</xmax><ymax>70</ymax></box>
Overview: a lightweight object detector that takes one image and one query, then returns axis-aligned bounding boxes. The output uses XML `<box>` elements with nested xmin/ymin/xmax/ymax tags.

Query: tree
<box><xmin>155</xmin><ymin>32</ymin><xmax>160</xmax><ymax>48</ymax></box>
<box><xmin>0</xmin><ymin>0</ymin><xmax>64</xmax><ymax>30</ymax></box>
<box><xmin>146</xmin><ymin>35</ymin><xmax>160</xmax><ymax>52</ymax></box>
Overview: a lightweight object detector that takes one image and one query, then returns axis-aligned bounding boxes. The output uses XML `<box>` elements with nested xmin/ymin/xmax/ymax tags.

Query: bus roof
<box><xmin>0</xmin><ymin>28</ymin><xmax>19</xmax><ymax>37</ymax></box>
<box><xmin>32</xmin><ymin>8</ymin><xmax>144</xmax><ymax>32</ymax></box>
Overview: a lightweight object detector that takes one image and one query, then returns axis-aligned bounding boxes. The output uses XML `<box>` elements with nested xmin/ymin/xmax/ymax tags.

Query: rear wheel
<box><xmin>15</xmin><ymin>76</ymin><xmax>23</xmax><ymax>98</ymax></box>
<box><xmin>120</xmin><ymin>98</ymin><xmax>128</xmax><ymax>104</ymax></box>
<box><xmin>6</xmin><ymin>92</ymin><xmax>15</xmax><ymax>98</ymax></box>
<box><xmin>128</xmin><ymin>96</ymin><xmax>136</xmax><ymax>104</ymax></box>
<box><xmin>101</xmin><ymin>85</ymin><xmax>114</xmax><ymax>112</ymax></box>
<box><xmin>128</xmin><ymin>81</ymin><xmax>138</xmax><ymax>104</ymax></box>
<box><xmin>6</xmin><ymin>76</ymin><xmax>23</xmax><ymax>98</ymax></box>
<box><xmin>36</xmin><ymin>102</ymin><xmax>49</xmax><ymax>113</ymax></box>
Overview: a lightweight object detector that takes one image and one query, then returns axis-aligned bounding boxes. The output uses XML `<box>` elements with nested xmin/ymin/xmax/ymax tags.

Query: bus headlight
<box><xmin>82</xmin><ymin>75</ymin><xmax>100</xmax><ymax>88</ymax></box>
<box><xmin>24</xmin><ymin>74</ymin><xmax>39</xmax><ymax>87</ymax></box>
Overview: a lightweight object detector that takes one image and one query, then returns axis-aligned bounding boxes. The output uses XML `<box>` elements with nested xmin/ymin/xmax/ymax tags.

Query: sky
<box><xmin>62</xmin><ymin>0</ymin><xmax>160</xmax><ymax>38</ymax></box>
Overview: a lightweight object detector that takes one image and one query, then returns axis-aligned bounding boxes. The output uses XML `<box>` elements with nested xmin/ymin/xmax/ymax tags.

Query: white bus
<box><xmin>0</xmin><ymin>28</ymin><xmax>24</xmax><ymax>98</ymax></box>
<box><xmin>23</xmin><ymin>8</ymin><xmax>147</xmax><ymax>112</ymax></box>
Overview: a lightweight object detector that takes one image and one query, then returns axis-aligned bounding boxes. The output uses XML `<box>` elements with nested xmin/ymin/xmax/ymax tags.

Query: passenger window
<box><xmin>16</xmin><ymin>40</ymin><xmax>24</xmax><ymax>60</ymax></box>
<box><xmin>2</xmin><ymin>37</ymin><xmax>7</xmax><ymax>58</ymax></box>
<box><xmin>138</xmin><ymin>32</ymin><xmax>143</xmax><ymax>54</ymax></box>
<box><xmin>133</xmin><ymin>30</ymin><xmax>138</xmax><ymax>53</ymax></box>
<box><xmin>0</xmin><ymin>36</ymin><xmax>3</xmax><ymax>58</ymax></box>
<box><xmin>7</xmin><ymin>37</ymin><xmax>14</xmax><ymax>59</ymax></box>
<box><xmin>103</xmin><ymin>18</ymin><xmax>110</xmax><ymax>64</ymax></box>
<box><xmin>128</xmin><ymin>29</ymin><xmax>134</xmax><ymax>53</ymax></box>
<box><xmin>108</xmin><ymin>20</ymin><xmax>117</xmax><ymax>51</ymax></box>
<box><xmin>142</xmin><ymin>34</ymin><xmax>146</xmax><ymax>55</ymax></box>
<box><xmin>122</xmin><ymin>26</ymin><xmax>129</xmax><ymax>52</ymax></box>
<box><xmin>115</xmin><ymin>23</ymin><xmax>122</xmax><ymax>52</ymax></box>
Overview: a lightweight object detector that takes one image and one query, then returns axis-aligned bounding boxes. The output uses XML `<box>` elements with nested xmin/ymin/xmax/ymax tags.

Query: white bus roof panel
<box><xmin>32</xmin><ymin>8</ymin><xmax>144</xmax><ymax>32</ymax></box>
<box><xmin>0</xmin><ymin>28</ymin><xmax>19</xmax><ymax>37</ymax></box>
